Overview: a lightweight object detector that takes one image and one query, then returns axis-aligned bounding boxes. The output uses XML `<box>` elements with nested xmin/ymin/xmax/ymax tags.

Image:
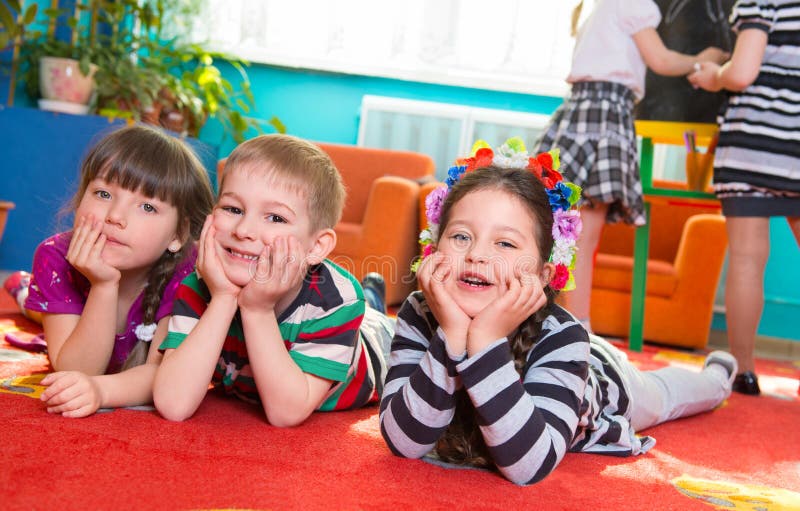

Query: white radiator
<box><xmin>357</xmin><ymin>94</ymin><xmax>689</xmax><ymax>182</ymax></box>
<box><xmin>358</xmin><ymin>95</ymin><xmax>551</xmax><ymax>180</ymax></box>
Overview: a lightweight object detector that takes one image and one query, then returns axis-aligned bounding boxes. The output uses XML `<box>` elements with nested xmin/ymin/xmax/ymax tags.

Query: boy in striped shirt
<box><xmin>153</xmin><ymin>134</ymin><xmax>392</xmax><ymax>426</ymax></box>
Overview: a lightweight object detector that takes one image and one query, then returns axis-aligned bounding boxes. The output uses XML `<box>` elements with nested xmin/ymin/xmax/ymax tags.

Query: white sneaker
<box><xmin>703</xmin><ymin>350</ymin><xmax>737</xmax><ymax>389</ymax></box>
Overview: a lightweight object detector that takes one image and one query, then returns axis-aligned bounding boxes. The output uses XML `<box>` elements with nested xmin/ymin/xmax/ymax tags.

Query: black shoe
<box><xmin>361</xmin><ymin>272</ymin><xmax>386</xmax><ymax>314</ymax></box>
<box><xmin>732</xmin><ymin>371</ymin><xmax>761</xmax><ymax>395</ymax></box>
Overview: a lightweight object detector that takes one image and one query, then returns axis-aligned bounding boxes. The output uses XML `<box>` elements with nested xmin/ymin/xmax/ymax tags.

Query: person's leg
<box><xmin>786</xmin><ymin>216</ymin><xmax>800</xmax><ymax>246</ymax></box>
<box><xmin>361</xmin><ymin>272</ymin><xmax>387</xmax><ymax>314</ymax></box>
<box><xmin>724</xmin><ymin>217</ymin><xmax>770</xmax><ymax>392</ymax></box>
<box><xmin>785</xmin><ymin>217</ymin><xmax>800</xmax><ymax>396</ymax></box>
<box><xmin>620</xmin><ymin>350</ymin><xmax>736</xmax><ymax>432</ymax></box>
<box><xmin>562</xmin><ymin>203</ymin><xmax>608</xmax><ymax>330</ymax></box>
<box><xmin>2</xmin><ymin>270</ymin><xmax>42</xmax><ymax>322</ymax></box>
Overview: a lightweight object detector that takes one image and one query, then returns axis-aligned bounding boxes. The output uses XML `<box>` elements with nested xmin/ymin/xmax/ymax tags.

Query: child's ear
<box><xmin>540</xmin><ymin>262</ymin><xmax>556</xmax><ymax>286</ymax></box>
<box><xmin>168</xmin><ymin>219</ymin><xmax>191</xmax><ymax>253</ymax></box>
<box><xmin>305</xmin><ymin>228</ymin><xmax>337</xmax><ymax>266</ymax></box>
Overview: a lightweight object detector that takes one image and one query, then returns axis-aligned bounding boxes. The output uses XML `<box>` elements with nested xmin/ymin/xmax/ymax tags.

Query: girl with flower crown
<box><xmin>10</xmin><ymin>125</ymin><xmax>214</xmax><ymax>417</ymax></box>
<box><xmin>379</xmin><ymin>140</ymin><xmax>737</xmax><ymax>485</ymax></box>
<box><xmin>533</xmin><ymin>0</ymin><xmax>729</xmax><ymax>332</ymax></box>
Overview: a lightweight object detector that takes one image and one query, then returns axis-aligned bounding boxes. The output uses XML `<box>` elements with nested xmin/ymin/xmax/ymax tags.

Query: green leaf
<box><xmin>0</xmin><ymin>6</ymin><xmax>16</xmax><ymax>35</ymax></box>
<box><xmin>269</xmin><ymin>116</ymin><xmax>286</xmax><ymax>134</ymax></box>
<box><xmin>22</xmin><ymin>4</ymin><xmax>37</xmax><ymax>25</ymax></box>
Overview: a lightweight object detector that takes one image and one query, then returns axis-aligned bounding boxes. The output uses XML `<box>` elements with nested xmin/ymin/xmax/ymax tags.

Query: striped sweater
<box><xmin>162</xmin><ymin>259</ymin><xmax>383</xmax><ymax>411</ymax></box>
<box><xmin>714</xmin><ymin>0</ymin><xmax>800</xmax><ymax>197</ymax></box>
<box><xmin>379</xmin><ymin>292</ymin><xmax>654</xmax><ymax>485</ymax></box>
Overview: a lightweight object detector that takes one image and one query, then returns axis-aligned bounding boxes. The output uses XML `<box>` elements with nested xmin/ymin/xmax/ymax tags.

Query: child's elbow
<box><xmin>263</xmin><ymin>408</ymin><xmax>311</xmax><ymax>428</ymax></box>
<box><xmin>153</xmin><ymin>390</ymin><xmax>195</xmax><ymax>422</ymax></box>
<box><xmin>725</xmin><ymin>70</ymin><xmax>757</xmax><ymax>91</ymax></box>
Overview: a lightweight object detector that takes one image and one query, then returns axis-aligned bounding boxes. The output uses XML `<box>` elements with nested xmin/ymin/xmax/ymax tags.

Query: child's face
<box><xmin>75</xmin><ymin>178</ymin><xmax>182</xmax><ymax>271</ymax></box>
<box><xmin>212</xmin><ymin>166</ymin><xmax>320</xmax><ymax>287</ymax></box>
<box><xmin>435</xmin><ymin>188</ymin><xmax>551</xmax><ymax>318</ymax></box>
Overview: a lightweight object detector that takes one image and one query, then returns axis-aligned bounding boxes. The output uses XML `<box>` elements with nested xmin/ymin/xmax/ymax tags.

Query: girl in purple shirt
<box><xmin>22</xmin><ymin>124</ymin><xmax>214</xmax><ymax>417</ymax></box>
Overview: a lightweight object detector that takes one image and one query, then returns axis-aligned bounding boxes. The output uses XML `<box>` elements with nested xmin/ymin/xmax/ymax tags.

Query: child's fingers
<box><xmin>72</xmin><ymin>218</ymin><xmax>103</xmax><ymax>266</ymax></box>
<box><xmin>43</xmin><ymin>378</ymin><xmax>83</xmax><ymax>406</ymax></box>
<box><xmin>254</xmin><ymin>245</ymin><xmax>271</xmax><ymax>283</ymax></box>
<box><xmin>88</xmin><ymin>233</ymin><xmax>107</xmax><ymax>262</ymax></box>
<box><xmin>40</xmin><ymin>372</ymin><xmax>73</xmax><ymax>402</ymax></box>
<box><xmin>196</xmin><ymin>215</ymin><xmax>213</xmax><ymax>273</ymax></box>
<box><xmin>67</xmin><ymin>216</ymin><xmax>87</xmax><ymax>260</ymax></box>
<box><xmin>273</xmin><ymin>237</ymin><xmax>288</xmax><ymax>279</ymax></box>
<box><xmin>61</xmin><ymin>404</ymin><xmax>95</xmax><ymax>419</ymax></box>
<box><xmin>46</xmin><ymin>399</ymin><xmax>79</xmax><ymax>414</ymax></box>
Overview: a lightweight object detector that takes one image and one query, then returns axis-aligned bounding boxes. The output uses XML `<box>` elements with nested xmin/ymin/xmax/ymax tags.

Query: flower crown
<box><xmin>415</xmin><ymin>137</ymin><xmax>582</xmax><ymax>291</ymax></box>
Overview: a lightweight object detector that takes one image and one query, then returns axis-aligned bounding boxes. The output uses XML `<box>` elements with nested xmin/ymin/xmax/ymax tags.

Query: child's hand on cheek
<box><xmin>238</xmin><ymin>235</ymin><xmax>305</xmax><ymax>313</ymax></box>
<box><xmin>418</xmin><ymin>252</ymin><xmax>470</xmax><ymax>355</ymax></box>
<box><xmin>197</xmin><ymin>215</ymin><xmax>240</xmax><ymax>299</ymax></box>
<box><xmin>67</xmin><ymin>215</ymin><xmax>121</xmax><ymax>286</ymax></box>
<box><xmin>468</xmin><ymin>268</ymin><xmax>547</xmax><ymax>355</ymax></box>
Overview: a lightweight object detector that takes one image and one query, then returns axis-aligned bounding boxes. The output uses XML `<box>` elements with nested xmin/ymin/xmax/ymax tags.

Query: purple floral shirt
<box><xmin>25</xmin><ymin>232</ymin><xmax>197</xmax><ymax>374</ymax></box>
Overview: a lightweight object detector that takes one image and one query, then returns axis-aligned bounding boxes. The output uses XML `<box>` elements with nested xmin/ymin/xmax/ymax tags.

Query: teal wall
<box><xmin>197</xmin><ymin>64</ymin><xmax>564</xmax><ymax>158</ymax></box>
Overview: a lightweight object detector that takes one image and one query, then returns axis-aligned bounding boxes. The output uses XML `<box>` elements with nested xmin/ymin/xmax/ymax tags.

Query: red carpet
<box><xmin>2</xmin><ymin>294</ymin><xmax>799</xmax><ymax>510</ymax></box>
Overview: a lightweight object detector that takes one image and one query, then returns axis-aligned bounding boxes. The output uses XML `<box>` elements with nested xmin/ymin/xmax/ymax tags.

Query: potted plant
<box><xmin>5</xmin><ymin>0</ymin><xmax>282</xmax><ymax>142</ymax></box>
<box><xmin>15</xmin><ymin>0</ymin><xmax>105</xmax><ymax>113</ymax></box>
<box><xmin>152</xmin><ymin>44</ymin><xmax>283</xmax><ymax>142</ymax></box>
<box><xmin>1</xmin><ymin>0</ymin><xmax>38</xmax><ymax>105</ymax></box>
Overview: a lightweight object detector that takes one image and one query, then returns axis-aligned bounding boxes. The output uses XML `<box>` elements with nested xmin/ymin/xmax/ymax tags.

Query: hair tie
<box><xmin>135</xmin><ymin>323</ymin><xmax>158</xmax><ymax>342</ymax></box>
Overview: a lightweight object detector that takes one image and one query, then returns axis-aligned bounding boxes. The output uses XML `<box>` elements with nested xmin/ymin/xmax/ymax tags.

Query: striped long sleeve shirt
<box><xmin>379</xmin><ymin>292</ymin><xmax>654</xmax><ymax>485</ymax></box>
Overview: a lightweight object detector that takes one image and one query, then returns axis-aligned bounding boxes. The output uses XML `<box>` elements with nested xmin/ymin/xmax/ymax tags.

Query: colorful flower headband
<box><xmin>414</xmin><ymin>137</ymin><xmax>582</xmax><ymax>291</ymax></box>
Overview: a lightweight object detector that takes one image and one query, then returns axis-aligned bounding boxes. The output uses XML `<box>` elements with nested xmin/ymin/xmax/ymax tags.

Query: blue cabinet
<box><xmin>0</xmin><ymin>106</ymin><xmax>218</xmax><ymax>270</ymax></box>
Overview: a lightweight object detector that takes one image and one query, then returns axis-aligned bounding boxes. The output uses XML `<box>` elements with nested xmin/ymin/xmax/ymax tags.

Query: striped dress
<box><xmin>713</xmin><ymin>0</ymin><xmax>800</xmax><ymax>216</ymax></box>
<box><xmin>161</xmin><ymin>259</ymin><xmax>388</xmax><ymax>411</ymax></box>
<box><xmin>379</xmin><ymin>292</ymin><xmax>655</xmax><ymax>486</ymax></box>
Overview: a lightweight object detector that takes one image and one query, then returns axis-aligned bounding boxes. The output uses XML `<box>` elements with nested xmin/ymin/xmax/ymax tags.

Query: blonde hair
<box><xmin>221</xmin><ymin>134</ymin><xmax>346</xmax><ymax>233</ymax></box>
<box><xmin>571</xmin><ymin>0</ymin><xmax>584</xmax><ymax>37</ymax></box>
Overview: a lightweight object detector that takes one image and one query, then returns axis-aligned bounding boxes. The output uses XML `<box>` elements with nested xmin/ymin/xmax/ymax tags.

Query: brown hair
<box><xmin>571</xmin><ymin>0</ymin><xmax>584</xmax><ymax>37</ymax></box>
<box><xmin>432</xmin><ymin>166</ymin><xmax>559</xmax><ymax>468</ymax></box>
<box><xmin>72</xmin><ymin>124</ymin><xmax>215</xmax><ymax>369</ymax></box>
<box><xmin>220</xmin><ymin>134</ymin><xmax>346</xmax><ymax>233</ymax></box>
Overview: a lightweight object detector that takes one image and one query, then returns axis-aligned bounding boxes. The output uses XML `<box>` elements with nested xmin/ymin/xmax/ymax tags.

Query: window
<box><xmin>194</xmin><ymin>0</ymin><xmax>587</xmax><ymax>97</ymax></box>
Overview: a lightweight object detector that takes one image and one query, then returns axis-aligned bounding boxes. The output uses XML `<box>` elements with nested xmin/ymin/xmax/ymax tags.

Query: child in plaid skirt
<box><xmin>533</xmin><ymin>0</ymin><xmax>729</xmax><ymax>330</ymax></box>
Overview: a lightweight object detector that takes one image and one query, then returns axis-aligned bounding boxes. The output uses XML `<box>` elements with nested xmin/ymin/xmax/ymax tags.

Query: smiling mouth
<box><xmin>226</xmin><ymin>248</ymin><xmax>259</xmax><ymax>262</ymax></box>
<box><xmin>460</xmin><ymin>275</ymin><xmax>491</xmax><ymax>287</ymax></box>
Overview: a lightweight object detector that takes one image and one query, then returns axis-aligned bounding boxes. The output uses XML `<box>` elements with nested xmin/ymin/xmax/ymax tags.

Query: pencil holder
<box><xmin>685</xmin><ymin>150</ymin><xmax>714</xmax><ymax>191</ymax></box>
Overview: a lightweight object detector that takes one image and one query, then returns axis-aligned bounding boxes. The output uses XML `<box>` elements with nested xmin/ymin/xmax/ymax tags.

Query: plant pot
<box><xmin>160</xmin><ymin>110</ymin><xmax>186</xmax><ymax>133</ymax></box>
<box><xmin>141</xmin><ymin>103</ymin><xmax>163</xmax><ymax>125</ymax></box>
<box><xmin>39</xmin><ymin>56</ymin><xmax>98</xmax><ymax>106</ymax></box>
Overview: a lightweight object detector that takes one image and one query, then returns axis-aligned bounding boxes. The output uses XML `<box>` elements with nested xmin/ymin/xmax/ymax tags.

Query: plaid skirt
<box><xmin>533</xmin><ymin>81</ymin><xmax>645</xmax><ymax>225</ymax></box>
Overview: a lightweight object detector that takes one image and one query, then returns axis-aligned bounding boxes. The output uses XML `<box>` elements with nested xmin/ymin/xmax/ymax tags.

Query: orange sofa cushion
<box><xmin>593</xmin><ymin>254</ymin><xmax>677</xmax><ymax>298</ymax></box>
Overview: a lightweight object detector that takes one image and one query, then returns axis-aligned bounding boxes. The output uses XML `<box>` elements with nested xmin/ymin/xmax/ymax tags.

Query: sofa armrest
<box><xmin>334</xmin><ymin>176</ymin><xmax>419</xmax><ymax>304</ymax></box>
<box><xmin>672</xmin><ymin>214</ymin><xmax>728</xmax><ymax>301</ymax></box>
<box><xmin>360</xmin><ymin>175</ymin><xmax>420</xmax><ymax>257</ymax></box>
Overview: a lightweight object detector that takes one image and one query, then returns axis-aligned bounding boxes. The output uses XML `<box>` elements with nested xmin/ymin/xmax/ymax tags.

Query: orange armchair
<box><xmin>420</xmin><ymin>180</ymin><xmax>728</xmax><ymax>349</ymax></box>
<box><xmin>318</xmin><ymin>143</ymin><xmax>435</xmax><ymax>306</ymax></box>
<box><xmin>591</xmin><ymin>180</ymin><xmax>728</xmax><ymax>349</ymax></box>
